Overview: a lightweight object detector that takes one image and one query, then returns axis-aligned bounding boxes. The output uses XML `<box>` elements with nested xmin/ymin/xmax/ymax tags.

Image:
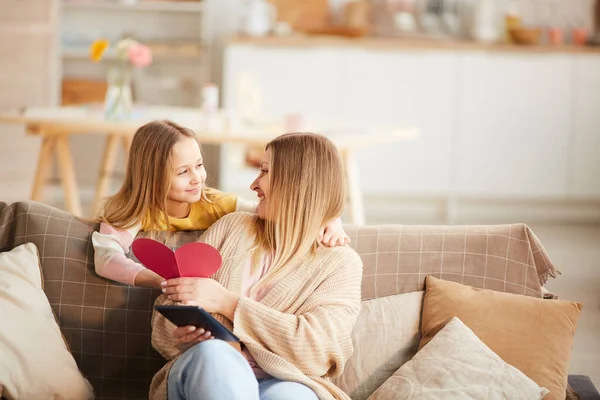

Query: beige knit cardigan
<box><xmin>149</xmin><ymin>212</ymin><xmax>363</xmax><ymax>400</ymax></box>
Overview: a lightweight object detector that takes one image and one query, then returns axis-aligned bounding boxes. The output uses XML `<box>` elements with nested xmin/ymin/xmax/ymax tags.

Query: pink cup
<box><xmin>548</xmin><ymin>28</ymin><xmax>563</xmax><ymax>45</ymax></box>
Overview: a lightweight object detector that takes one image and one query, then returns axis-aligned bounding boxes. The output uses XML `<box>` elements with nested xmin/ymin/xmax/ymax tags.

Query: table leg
<box><xmin>55</xmin><ymin>136</ymin><xmax>83</xmax><ymax>217</ymax></box>
<box><xmin>93</xmin><ymin>134</ymin><xmax>120</xmax><ymax>214</ymax></box>
<box><xmin>121</xmin><ymin>136</ymin><xmax>132</xmax><ymax>155</ymax></box>
<box><xmin>342</xmin><ymin>149</ymin><xmax>365</xmax><ymax>225</ymax></box>
<box><xmin>31</xmin><ymin>136</ymin><xmax>57</xmax><ymax>202</ymax></box>
<box><xmin>443</xmin><ymin>196</ymin><xmax>460</xmax><ymax>225</ymax></box>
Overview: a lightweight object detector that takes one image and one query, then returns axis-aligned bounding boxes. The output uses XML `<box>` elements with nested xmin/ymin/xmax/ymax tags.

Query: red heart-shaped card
<box><xmin>132</xmin><ymin>238</ymin><xmax>222</xmax><ymax>280</ymax></box>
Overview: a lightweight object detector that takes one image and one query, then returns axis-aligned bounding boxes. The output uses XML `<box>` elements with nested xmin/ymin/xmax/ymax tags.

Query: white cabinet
<box><xmin>338</xmin><ymin>49</ymin><xmax>457</xmax><ymax>195</ymax></box>
<box><xmin>222</xmin><ymin>42</ymin><xmax>600</xmax><ymax>203</ymax></box>
<box><xmin>223</xmin><ymin>45</ymin><xmax>343</xmax><ymax>120</ymax></box>
<box><xmin>221</xmin><ymin>45</ymin><xmax>344</xmax><ymax>193</ymax></box>
<box><xmin>569</xmin><ymin>55</ymin><xmax>600</xmax><ymax>198</ymax></box>
<box><xmin>223</xmin><ymin>46</ymin><xmax>457</xmax><ymax>196</ymax></box>
<box><xmin>454</xmin><ymin>53</ymin><xmax>572</xmax><ymax>198</ymax></box>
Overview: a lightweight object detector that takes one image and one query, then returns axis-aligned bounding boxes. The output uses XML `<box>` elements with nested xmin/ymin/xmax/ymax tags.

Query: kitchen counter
<box><xmin>228</xmin><ymin>35</ymin><xmax>600</xmax><ymax>54</ymax></box>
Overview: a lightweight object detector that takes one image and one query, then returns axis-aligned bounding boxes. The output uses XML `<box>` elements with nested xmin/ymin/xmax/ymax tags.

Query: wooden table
<box><xmin>0</xmin><ymin>105</ymin><xmax>418</xmax><ymax>224</ymax></box>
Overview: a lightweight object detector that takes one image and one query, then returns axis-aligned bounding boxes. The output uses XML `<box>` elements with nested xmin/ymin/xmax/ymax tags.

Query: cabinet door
<box><xmin>221</xmin><ymin>45</ymin><xmax>343</xmax><ymax>192</ymax></box>
<box><xmin>339</xmin><ymin>49</ymin><xmax>457</xmax><ymax>196</ymax></box>
<box><xmin>455</xmin><ymin>53</ymin><xmax>572</xmax><ymax>198</ymax></box>
<box><xmin>223</xmin><ymin>45</ymin><xmax>342</xmax><ymax>119</ymax></box>
<box><xmin>0</xmin><ymin>0</ymin><xmax>59</xmax><ymax>201</ymax></box>
<box><xmin>569</xmin><ymin>54</ymin><xmax>600</xmax><ymax>199</ymax></box>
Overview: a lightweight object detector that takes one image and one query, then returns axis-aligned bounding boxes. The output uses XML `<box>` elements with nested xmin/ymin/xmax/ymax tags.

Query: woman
<box><xmin>150</xmin><ymin>132</ymin><xmax>363</xmax><ymax>400</ymax></box>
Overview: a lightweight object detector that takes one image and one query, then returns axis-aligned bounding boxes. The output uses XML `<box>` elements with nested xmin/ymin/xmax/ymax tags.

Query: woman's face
<box><xmin>168</xmin><ymin>137</ymin><xmax>206</xmax><ymax>204</ymax></box>
<box><xmin>250</xmin><ymin>148</ymin><xmax>271</xmax><ymax>219</ymax></box>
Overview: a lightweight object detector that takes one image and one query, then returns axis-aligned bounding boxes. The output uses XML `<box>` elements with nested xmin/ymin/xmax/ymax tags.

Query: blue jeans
<box><xmin>168</xmin><ymin>340</ymin><xmax>319</xmax><ymax>400</ymax></box>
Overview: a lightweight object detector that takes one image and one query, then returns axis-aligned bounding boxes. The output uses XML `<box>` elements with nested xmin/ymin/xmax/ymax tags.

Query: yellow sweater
<box><xmin>141</xmin><ymin>188</ymin><xmax>241</xmax><ymax>231</ymax></box>
<box><xmin>149</xmin><ymin>212</ymin><xmax>363</xmax><ymax>400</ymax></box>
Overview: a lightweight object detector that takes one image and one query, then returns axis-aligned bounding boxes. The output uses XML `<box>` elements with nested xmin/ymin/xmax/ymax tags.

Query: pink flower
<box><xmin>127</xmin><ymin>43</ymin><xmax>152</xmax><ymax>68</ymax></box>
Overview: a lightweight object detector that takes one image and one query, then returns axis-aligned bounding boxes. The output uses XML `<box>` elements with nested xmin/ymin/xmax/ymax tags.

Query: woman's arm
<box><xmin>151</xmin><ymin>295</ymin><xmax>183</xmax><ymax>360</ymax></box>
<box><xmin>160</xmin><ymin>249</ymin><xmax>362</xmax><ymax>377</ymax></box>
<box><xmin>151</xmin><ymin>295</ymin><xmax>216</xmax><ymax>360</ymax></box>
<box><xmin>235</xmin><ymin>251</ymin><xmax>362</xmax><ymax>377</ymax></box>
<box><xmin>92</xmin><ymin>223</ymin><xmax>162</xmax><ymax>288</ymax></box>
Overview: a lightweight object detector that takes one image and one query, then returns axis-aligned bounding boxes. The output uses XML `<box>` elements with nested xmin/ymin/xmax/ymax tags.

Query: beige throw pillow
<box><xmin>0</xmin><ymin>243</ymin><xmax>94</xmax><ymax>400</ymax></box>
<box><xmin>370</xmin><ymin>317</ymin><xmax>549</xmax><ymax>400</ymax></box>
<box><xmin>420</xmin><ymin>276</ymin><xmax>582</xmax><ymax>400</ymax></box>
<box><xmin>332</xmin><ymin>291</ymin><xmax>423</xmax><ymax>400</ymax></box>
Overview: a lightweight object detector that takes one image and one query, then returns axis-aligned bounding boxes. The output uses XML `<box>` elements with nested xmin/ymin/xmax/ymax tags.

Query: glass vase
<box><xmin>104</xmin><ymin>65</ymin><xmax>133</xmax><ymax>121</ymax></box>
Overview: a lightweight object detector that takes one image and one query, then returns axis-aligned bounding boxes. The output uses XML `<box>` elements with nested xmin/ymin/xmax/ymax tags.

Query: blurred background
<box><xmin>0</xmin><ymin>0</ymin><xmax>599</xmax><ymax>386</ymax></box>
<box><xmin>1</xmin><ymin>0</ymin><xmax>600</xmax><ymax>226</ymax></box>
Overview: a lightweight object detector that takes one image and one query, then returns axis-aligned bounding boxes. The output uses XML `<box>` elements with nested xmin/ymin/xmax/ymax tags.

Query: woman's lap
<box><xmin>168</xmin><ymin>340</ymin><xmax>318</xmax><ymax>400</ymax></box>
<box><xmin>258</xmin><ymin>378</ymin><xmax>319</xmax><ymax>400</ymax></box>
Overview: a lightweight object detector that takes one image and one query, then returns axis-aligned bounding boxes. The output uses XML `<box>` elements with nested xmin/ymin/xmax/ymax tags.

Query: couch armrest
<box><xmin>569</xmin><ymin>375</ymin><xmax>600</xmax><ymax>400</ymax></box>
<box><xmin>0</xmin><ymin>201</ymin><xmax>15</xmax><ymax>252</ymax></box>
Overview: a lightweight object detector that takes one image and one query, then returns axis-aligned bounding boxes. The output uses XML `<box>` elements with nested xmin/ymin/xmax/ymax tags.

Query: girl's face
<box><xmin>168</xmin><ymin>137</ymin><xmax>206</xmax><ymax>205</ymax></box>
<box><xmin>250</xmin><ymin>148</ymin><xmax>271</xmax><ymax>219</ymax></box>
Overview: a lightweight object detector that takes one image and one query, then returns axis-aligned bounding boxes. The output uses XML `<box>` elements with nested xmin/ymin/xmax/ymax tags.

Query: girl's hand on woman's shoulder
<box><xmin>319</xmin><ymin>217</ymin><xmax>350</xmax><ymax>247</ymax></box>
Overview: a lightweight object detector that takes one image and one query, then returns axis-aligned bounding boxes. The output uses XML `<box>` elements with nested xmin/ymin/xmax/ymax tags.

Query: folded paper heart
<box><xmin>131</xmin><ymin>238</ymin><xmax>222</xmax><ymax>280</ymax></box>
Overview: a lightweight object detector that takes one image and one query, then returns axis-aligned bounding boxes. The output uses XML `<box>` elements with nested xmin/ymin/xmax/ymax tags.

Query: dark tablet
<box><xmin>155</xmin><ymin>305</ymin><xmax>240</xmax><ymax>343</ymax></box>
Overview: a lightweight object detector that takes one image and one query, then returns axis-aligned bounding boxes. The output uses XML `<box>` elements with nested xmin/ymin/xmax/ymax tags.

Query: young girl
<box><xmin>92</xmin><ymin>120</ymin><xmax>349</xmax><ymax>289</ymax></box>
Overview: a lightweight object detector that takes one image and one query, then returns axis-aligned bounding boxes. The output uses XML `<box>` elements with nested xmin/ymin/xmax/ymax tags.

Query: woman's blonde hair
<box><xmin>251</xmin><ymin>132</ymin><xmax>345</xmax><ymax>292</ymax></box>
<box><xmin>98</xmin><ymin>120</ymin><xmax>210</xmax><ymax>233</ymax></box>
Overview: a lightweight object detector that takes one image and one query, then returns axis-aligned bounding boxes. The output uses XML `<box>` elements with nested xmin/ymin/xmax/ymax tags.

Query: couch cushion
<box><xmin>0</xmin><ymin>242</ymin><xmax>94</xmax><ymax>399</ymax></box>
<box><xmin>332</xmin><ymin>291</ymin><xmax>423</xmax><ymax>400</ymax></box>
<box><xmin>370</xmin><ymin>317</ymin><xmax>549</xmax><ymax>400</ymax></box>
<box><xmin>344</xmin><ymin>223</ymin><xmax>558</xmax><ymax>301</ymax></box>
<box><xmin>420</xmin><ymin>276</ymin><xmax>582</xmax><ymax>400</ymax></box>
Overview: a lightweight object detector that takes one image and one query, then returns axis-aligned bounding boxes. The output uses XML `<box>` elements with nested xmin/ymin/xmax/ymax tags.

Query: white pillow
<box><xmin>333</xmin><ymin>291</ymin><xmax>423</xmax><ymax>400</ymax></box>
<box><xmin>369</xmin><ymin>317</ymin><xmax>549</xmax><ymax>400</ymax></box>
<box><xmin>0</xmin><ymin>243</ymin><xmax>94</xmax><ymax>400</ymax></box>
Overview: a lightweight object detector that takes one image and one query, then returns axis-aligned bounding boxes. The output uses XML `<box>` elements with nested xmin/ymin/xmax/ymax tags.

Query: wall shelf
<box><xmin>60</xmin><ymin>0</ymin><xmax>210</xmax><ymax>107</ymax></box>
<box><xmin>62</xmin><ymin>43</ymin><xmax>203</xmax><ymax>60</ymax></box>
<box><xmin>62</xmin><ymin>0</ymin><xmax>204</xmax><ymax>13</ymax></box>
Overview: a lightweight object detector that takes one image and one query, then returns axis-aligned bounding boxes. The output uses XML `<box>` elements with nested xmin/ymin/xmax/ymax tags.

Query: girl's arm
<box><xmin>91</xmin><ymin>223</ymin><xmax>163</xmax><ymax>288</ymax></box>
<box><xmin>233</xmin><ymin>196</ymin><xmax>350</xmax><ymax>247</ymax></box>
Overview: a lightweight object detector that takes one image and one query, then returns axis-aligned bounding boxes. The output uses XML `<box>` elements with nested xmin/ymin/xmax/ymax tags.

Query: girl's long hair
<box><xmin>251</xmin><ymin>132</ymin><xmax>345</xmax><ymax>293</ymax></box>
<box><xmin>98</xmin><ymin>120</ymin><xmax>209</xmax><ymax>235</ymax></box>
